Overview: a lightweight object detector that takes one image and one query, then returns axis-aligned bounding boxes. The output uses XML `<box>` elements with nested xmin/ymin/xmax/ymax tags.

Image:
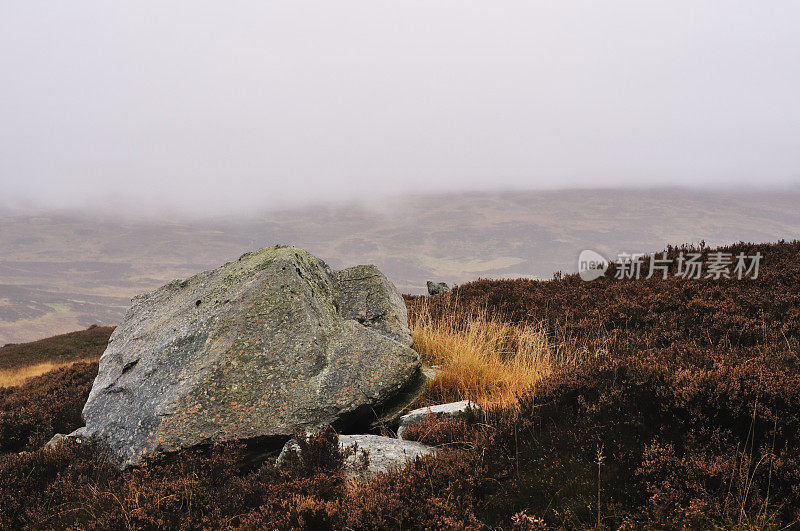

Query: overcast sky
<box><xmin>1</xmin><ymin>2</ymin><xmax>799</xmax><ymax>215</ymax></box>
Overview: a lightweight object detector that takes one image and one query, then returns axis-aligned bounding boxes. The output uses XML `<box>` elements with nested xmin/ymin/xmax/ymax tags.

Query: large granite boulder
<box><xmin>78</xmin><ymin>246</ymin><xmax>423</xmax><ymax>468</ymax></box>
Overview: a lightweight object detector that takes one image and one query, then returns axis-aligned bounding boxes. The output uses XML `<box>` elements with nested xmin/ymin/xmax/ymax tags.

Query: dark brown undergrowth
<box><xmin>0</xmin><ymin>362</ymin><xmax>98</xmax><ymax>453</ymax></box>
<box><xmin>0</xmin><ymin>433</ymin><xmax>490</xmax><ymax>529</ymax></box>
<box><xmin>476</xmin><ymin>357</ymin><xmax>800</xmax><ymax>528</ymax></box>
<box><xmin>402</xmin><ymin>412</ymin><xmax>480</xmax><ymax>449</ymax></box>
<box><xmin>0</xmin><ymin>240</ymin><xmax>797</xmax><ymax>528</ymax></box>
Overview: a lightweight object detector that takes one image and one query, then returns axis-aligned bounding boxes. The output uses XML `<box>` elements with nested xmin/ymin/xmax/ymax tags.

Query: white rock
<box><xmin>397</xmin><ymin>400</ymin><xmax>480</xmax><ymax>439</ymax></box>
<box><xmin>277</xmin><ymin>433</ymin><xmax>437</xmax><ymax>480</ymax></box>
<box><xmin>339</xmin><ymin>434</ymin><xmax>437</xmax><ymax>479</ymax></box>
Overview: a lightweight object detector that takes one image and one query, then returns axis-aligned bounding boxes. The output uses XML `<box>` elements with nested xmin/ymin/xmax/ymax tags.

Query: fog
<box><xmin>2</xmin><ymin>1</ymin><xmax>799</xmax><ymax>216</ymax></box>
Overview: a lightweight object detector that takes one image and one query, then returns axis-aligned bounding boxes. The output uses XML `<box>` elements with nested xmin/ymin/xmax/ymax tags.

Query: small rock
<box><xmin>422</xmin><ymin>365</ymin><xmax>441</xmax><ymax>381</ymax></box>
<box><xmin>397</xmin><ymin>400</ymin><xmax>480</xmax><ymax>439</ymax></box>
<box><xmin>277</xmin><ymin>433</ymin><xmax>437</xmax><ymax>480</ymax></box>
<box><xmin>45</xmin><ymin>433</ymin><xmax>67</xmax><ymax>448</ymax></box>
<box><xmin>426</xmin><ymin>281</ymin><xmax>451</xmax><ymax>296</ymax></box>
<box><xmin>340</xmin><ymin>434</ymin><xmax>437</xmax><ymax>480</ymax></box>
<box><xmin>45</xmin><ymin>428</ymin><xmax>86</xmax><ymax>448</ymax></box>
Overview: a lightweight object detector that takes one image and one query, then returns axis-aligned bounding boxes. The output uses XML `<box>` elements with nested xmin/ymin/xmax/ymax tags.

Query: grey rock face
<box><xmin>80</xmin><ymin>246</ymin><xmax>422</xmax><ymax>468</ymax></box>
<box><xmin>426</xmin><ymin>281</ymin><xmax>451</xmax><ymax>296</ymax></box>
<box><xmin>277</xmin><ymin>433</ymin><xmax>437</xmax><ymax>480</ymax></box>
<box><xmin>335</xmin><ymin>265</ymin><xmax>412</xmax><ymax>347</ymax></box>
<box><xmin>397</xmin><ymin>400</ymin><xmax>480</xmax><ymax>439</ymax></box>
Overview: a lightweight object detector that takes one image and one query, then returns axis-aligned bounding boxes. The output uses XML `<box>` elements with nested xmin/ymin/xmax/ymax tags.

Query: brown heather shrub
<box><xmin>340</xmin><ymin>449</ymin><xmax>488</xmax><ymax>530</ymax></box>
<box><xmin>410</xmin><ymin>241</ymin><xmax>800</xmax><ymax>354</ymax></box>
<box><xmin>403</xmin><ymin>240</ymin><xmax>800</xmax><ymax>528</ymax></box>
<box><xmin>480</xmin><ymin>354</ymin><xmax>800</xmax><ymax>528</ymax></box>
<box><xmin>0</xmin><ymin>434</ymin><xmax>492</xmax><ymax>529</ymax></box>
<box><xmin>0</xmin><ymin>438</ymin><xmax>344</xmax><ymax>529</ymax></box>
<box><xmin>280</xmin><ymin>427</ymin><xmax>347</xmax><ymax>477</ymax></box>
<box><xmin>0</xmin><ymin>361</ymin><xmax>98</xmax><ymax>453</ymax></box>
<box><xmin>401</xmin><ymin>415</ymin><xmax>477</xmax><ymax>448</ymax></box>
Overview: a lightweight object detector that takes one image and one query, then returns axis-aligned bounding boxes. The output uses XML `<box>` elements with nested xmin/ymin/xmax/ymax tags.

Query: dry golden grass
<box><xmin>410</xmin><ymin>298</ymin><xmax>578</xmax><ymax>410</ymax></box>
<box><xmin>0</xmin><ymin>358</ymin><xmax>97</xmax><ymax>388</ymax></box>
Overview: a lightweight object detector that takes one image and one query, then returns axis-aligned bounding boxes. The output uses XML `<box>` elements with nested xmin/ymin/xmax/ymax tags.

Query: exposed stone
<box><xmin>426</xmin><ymin>281</ymin><xmax>451</xmax><ymax>296</ymax></box>
<box><xmin>275</xmin><ymin>438</ymin><xmax>301</xmax><ymax>470</ymax></box>
<box><xmin>46</xmin><ymin>427</ymin><xmax>88</xmax><ymax>448</ymax></box>
<box><xmin>45</xmin><ymin>433</ymin><xmax>67</xmax><ymax>448</ymax></box>
<box><xmin>422</xmin><ymin>365</ymin><xmax>441</xmax><ymax>382</ymax></box>
<box><xmin>277</xmin><ymin>433</ymin><xmax>437</xmax><ymax>480</ymax></box>
<box><xmin>397</xmin><ymin>400</ymin><xmax>480</xmax><ymax>439</ymax></box>
<box><xmin>79</xmin><ymin>246</ymin><xmax>423</xmax><ymax>468</ymax></box>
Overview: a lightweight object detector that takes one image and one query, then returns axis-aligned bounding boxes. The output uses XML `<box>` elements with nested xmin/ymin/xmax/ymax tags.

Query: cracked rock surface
<box><xmin>76</xmin><ymin>246</ymin><xmax>423</xmax><ymax>468</ymax></box>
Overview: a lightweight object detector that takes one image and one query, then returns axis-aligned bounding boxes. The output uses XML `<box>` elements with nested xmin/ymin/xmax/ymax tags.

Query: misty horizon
<box><xmin>3</xmin><ymin>2</ymin><xmax>800</xmax><ymax>216</ymax></box>
<box><xmin>3</xmin><ymin>3</ymin><xmax>800</xmax><ymax>342</ymax></box>
<box><xmin>3</xmin><ymin>184</ymin><xmax>800</xmax><ymax>221</ymax></box>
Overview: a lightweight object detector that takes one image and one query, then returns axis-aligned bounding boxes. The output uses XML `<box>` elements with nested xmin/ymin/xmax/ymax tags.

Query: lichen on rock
<box><xmin>78</xmin><ymin>246</ymin><xmax>422</xmax><ymax>468</ymax></box>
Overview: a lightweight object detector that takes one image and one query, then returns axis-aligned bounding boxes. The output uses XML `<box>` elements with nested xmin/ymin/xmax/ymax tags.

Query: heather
<box><xmin>0</xmin><ymin>240</ymin><xmax>798</xmax><ymax>528</ymax></box>
<box><xmin>0</xmin><ymin>362</ymin><xmax>98</xmax><ymax>453</ymax></box>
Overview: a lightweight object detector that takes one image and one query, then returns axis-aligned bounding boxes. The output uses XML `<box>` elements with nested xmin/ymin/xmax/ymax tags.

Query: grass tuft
<box><xmin>410</xmin><ymin>298</ymin><xmax>570</xmax><ymax>410</ymax></box>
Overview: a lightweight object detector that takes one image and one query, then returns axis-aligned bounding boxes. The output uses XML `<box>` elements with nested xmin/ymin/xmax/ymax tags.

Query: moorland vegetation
<box><xmin>0</xmin><ymin>241</ymin><xmax>798</xmax><ymax>528</ymax></box>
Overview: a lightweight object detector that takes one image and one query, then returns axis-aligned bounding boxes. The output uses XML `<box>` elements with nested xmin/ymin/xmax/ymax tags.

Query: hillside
<box><xmin>0</xmin><ymin>240</ymin><xmax>798</xmax><ymax>528</ymax></box>
<box><xmin>2</xmin><ymin>188</ymin><xmax>800</xmax><ymax>344</ymax></box>
<box><xmin>0</xmin><ymin>325</ymin><xmax>112</xmax><ymax>387</ymax></box>
<box><xmin>0</xmin><ymin>325</ymin><xmax>113</xmax><ymax>371</ymax></box>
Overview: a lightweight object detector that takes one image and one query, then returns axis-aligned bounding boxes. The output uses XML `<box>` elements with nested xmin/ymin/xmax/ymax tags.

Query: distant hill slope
<box><xmin>0</xmin><ymin>325</ymin><xmax>113</xmax><ymax>371</ymax></box>
<box><xmin>2</xmin><ymin>187</ymin><xmax>799</xmax><ymax>344</ymax></box>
